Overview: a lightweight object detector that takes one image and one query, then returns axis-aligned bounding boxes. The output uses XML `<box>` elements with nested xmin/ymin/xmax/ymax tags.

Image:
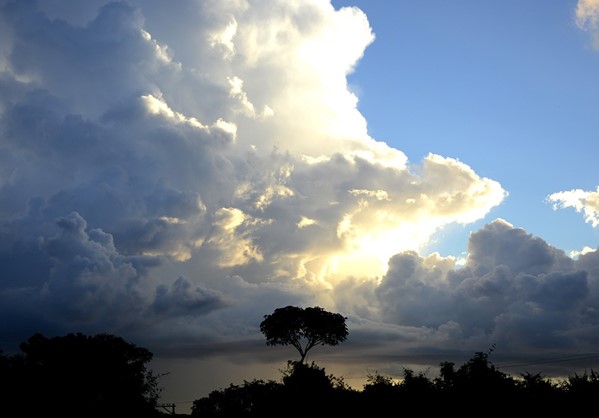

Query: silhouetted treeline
<box><xmin>191</xmin><ymin>352</ymin><xmax>599</xmax><ymax>417</ymax></box>
<box><xmin>2</xmin><ymin>332</ymin><xmax>598</xmax><ymax>417</ymax></box>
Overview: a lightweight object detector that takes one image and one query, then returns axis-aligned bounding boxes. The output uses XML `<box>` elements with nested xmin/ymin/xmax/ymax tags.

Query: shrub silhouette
<box><xmin>191</xmin><ymin>361</ymin><xmax>357</xmax><ymax>417</ymax></box>
<box><xmin>446</xmin><ymin>349</ymin><xmax>516</xmax><ymax>394</ymax></box>
<box><xmin>360</xmin><ymin>371</ymin><xmax>400</xmax><ymax>413</ymax></box>
<box><xmin>191</xmin><ymin>378</ymin><xmax>283</xmax><ymax>418</ymax></box>
<box><xmin>561</xmin><ymin>369</ymin><xmax>599</xmax><ymax>402</ymax></box>
<box><xmin>191</xmin><ymin>348</ymin><xmax>599</xmax><ymax>417</ymax></box>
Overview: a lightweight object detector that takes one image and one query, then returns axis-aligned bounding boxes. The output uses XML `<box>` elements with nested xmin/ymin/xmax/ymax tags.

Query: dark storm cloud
<box><xmin>0</xmin><ymin>211</ymin><xmax>157</xmax><ymax>344</ymax></box>
<box><xmin>2</xmin><ymin>0</ymin><xmax>154</xmax><ymax>117</ymax></box>
<box><xmin>0</xmin><ymin>0</ymin><xmax>241</xmax><ymax>345</ymax></box>
<box><xmin>152</xmin><ymin>276</ymin><xmax>227</xmax><ymax>317</ymax></box>
<box><xmin>371</xmin><ymin>219</ymin><xmax>598</xmax><ymax>355</ymax></box>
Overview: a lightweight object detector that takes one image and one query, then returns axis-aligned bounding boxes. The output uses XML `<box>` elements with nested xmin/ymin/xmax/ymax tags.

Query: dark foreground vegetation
<box><xmin>1</xmin><ymin>330</ymin><xmax>598</xmax><ymax>416</ymax></box>
<box><xmin>0</xmin><ymin>333</ymin><xmax>164</xmax><ymax>417</ymax></box>
<box><xmin>192</xmin><ymin>354</ymin><xmax>599</xmax><ymax>416</ymax></box>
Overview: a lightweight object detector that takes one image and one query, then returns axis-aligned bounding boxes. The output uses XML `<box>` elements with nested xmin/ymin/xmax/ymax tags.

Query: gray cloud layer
<box><xmin>1</xmin><ymin>0</ymin><xmax>598</xmax><ymax>394</ymax></box>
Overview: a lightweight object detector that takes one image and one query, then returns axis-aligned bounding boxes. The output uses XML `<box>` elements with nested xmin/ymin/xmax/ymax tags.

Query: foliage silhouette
<box><xmin>259</xmin><ymin>305</ymin><xmax>348</xmax><ymax>364</ymax></box>
<box><xmin>191</xmin><ymin>347</ymin><xmax>599</xmax><ymax>417</ymax></box>
<box><xmin>191</xmin><ymin>361</ymin><xmax>357</xmax><ymax>417</ymax></box>
<box><xmin>561</xmin><ymin>369</ymin><xmax>599</xmax><ymax>401</ymax></box>
<box><xmin>361</xmin><ymin>371</ymin><xmax>400</xmax><ymax>413</ymax></box>
<box><xmin>0</xmin><ymin>332</ymin><xmax>164</xmax><ymax>418</ymax></box>
<box><xmin>3</xmin><ymin>331</ymin><xmax>598</xmax><ymax>417</ymax></box>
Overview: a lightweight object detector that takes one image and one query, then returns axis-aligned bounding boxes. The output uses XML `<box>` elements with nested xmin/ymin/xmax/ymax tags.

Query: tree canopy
<box><xmin>0</xmin><ymin>332</ymin><xmax>163</xmax><ymax>417</ymax></box>
<box><xmin>259</xmin><ymin>305</ymin><xmax>348</xmax><ymax>364</ymax></box>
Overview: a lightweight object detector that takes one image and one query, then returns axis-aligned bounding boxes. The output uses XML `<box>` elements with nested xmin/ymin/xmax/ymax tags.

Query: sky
<box><xmin>1</xmin><ymin>0</ymin><xmax>599</xmax><ymax>413</ymax></box>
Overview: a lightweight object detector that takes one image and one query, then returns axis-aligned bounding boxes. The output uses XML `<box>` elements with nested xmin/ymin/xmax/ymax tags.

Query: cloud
<box><xmin>575</xmin><ymin>0</ymin><xmax>599</xmax><ymax>48</ymax></box>
<box><xmin>333</xmin><ymin>219</ymin><xmax>598</xmax><ymax>360</ymax></box>
<box><xmin>576</xmin><ymin>0</ymin><xmax>599</xmax><ymax>29</ymax></box>
<box><xmin>5</xmin><ymin>0</ymin><xmax>597</xmax><ymax>398</ymax></box>
<box><xmin>547</xmin><ymin>186</ymin><xmax>599</xmax><ymax>227</ymax></box>
<box><xmin>152</xmin><ymin>276</ymin><xmax>227</xmax><ymax>317</ymax></box>
<box><xmin>0</xmin><ymin>0</ymin><xmax>506</xmax><ymax>330</ymax></box>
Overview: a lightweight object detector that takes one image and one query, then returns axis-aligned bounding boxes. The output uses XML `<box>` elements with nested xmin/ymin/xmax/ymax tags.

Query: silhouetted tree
<box><xmin>455</xmin><ymin>348</ymin><xmax>515</xmax><ymax>391</ymax></box>
<box><xmin>435</xmin><ymin>360</ymin><xmax>457</xmax><ymax>392</ymax></box>
<box><xmin>0</xmin><ymin>332</ymin><xmax>163</xmax><ymax>418</ymax></box>
<box><xmin>436</xmin><ymin>346</ymin><xmax>521</xmax><ymax>413</ymax></box>
<box><xmin>259</xmin><ymin>305</ymin><xmax>348</xmax><ymax>364</ymax></box>
<box><xmin>398</xmin><ymin>368</ymin><xmax>437</xmax><ymax>401</ymax></box>
<box><xmin>284</xmin><ymin>361</ymin><xmax>358</xmax><ymax>415</ymax></box>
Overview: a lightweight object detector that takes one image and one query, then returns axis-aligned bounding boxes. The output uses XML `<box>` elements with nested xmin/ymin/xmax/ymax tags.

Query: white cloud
<box><xmin>570</xmin><ymin>246</ymin><xmax>596</xmax><ymax>259</ymax></box>
<box><xmin>547</xmin><ymin>186</ymin><xmax>599</xmax><ymax>227</ymax></box>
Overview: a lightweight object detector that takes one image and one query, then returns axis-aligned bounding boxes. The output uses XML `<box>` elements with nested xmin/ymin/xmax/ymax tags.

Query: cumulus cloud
<box><xmin>0</xmin><ymin>0</ymin><xmax>507</xmax><ymax>344</ymax></box>
<box><xmin>331</xmin><ymin>219</ymin><xmax>598</xmax><ymax>363</ymax></box>
<box><xmin>3</xmin><ymin>0</ymin><xmax>598</xmax><ymax>398</ymax></box>
<box><xmin>547</xmin><ymin>186</ymin><xmax>599</xmax><ymax>227</ymax></box>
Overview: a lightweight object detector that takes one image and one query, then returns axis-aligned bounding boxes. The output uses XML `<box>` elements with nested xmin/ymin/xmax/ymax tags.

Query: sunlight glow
<box><xmin>205</xmin><ymin>208</ymin><xmax>265</xmax><ymax>267</ymax></box>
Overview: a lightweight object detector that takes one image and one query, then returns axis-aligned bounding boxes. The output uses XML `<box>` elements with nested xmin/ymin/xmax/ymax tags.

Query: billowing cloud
<box><xmin>332</xmin><ymin>219</ymin><xmax>599</xmax><ymax>368</ymax></box>
<box><xmin>378</xmin><ymin>219</ymin><xmax>585</xmax><ymax>348</ymax></box>
<box><xmin>0</xmin><ymin>0</ymin><xmax>506</xmax><ymax>343</ymax></box>
<box><xmin>2</xmin><ymin>0</ymin><xmax>598</xmax><ymax>406</ymax></box>
<box><xmin>547</xmin><ymin>186</ymin><xmax>599</xmax><ymax>227</ymax></box>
